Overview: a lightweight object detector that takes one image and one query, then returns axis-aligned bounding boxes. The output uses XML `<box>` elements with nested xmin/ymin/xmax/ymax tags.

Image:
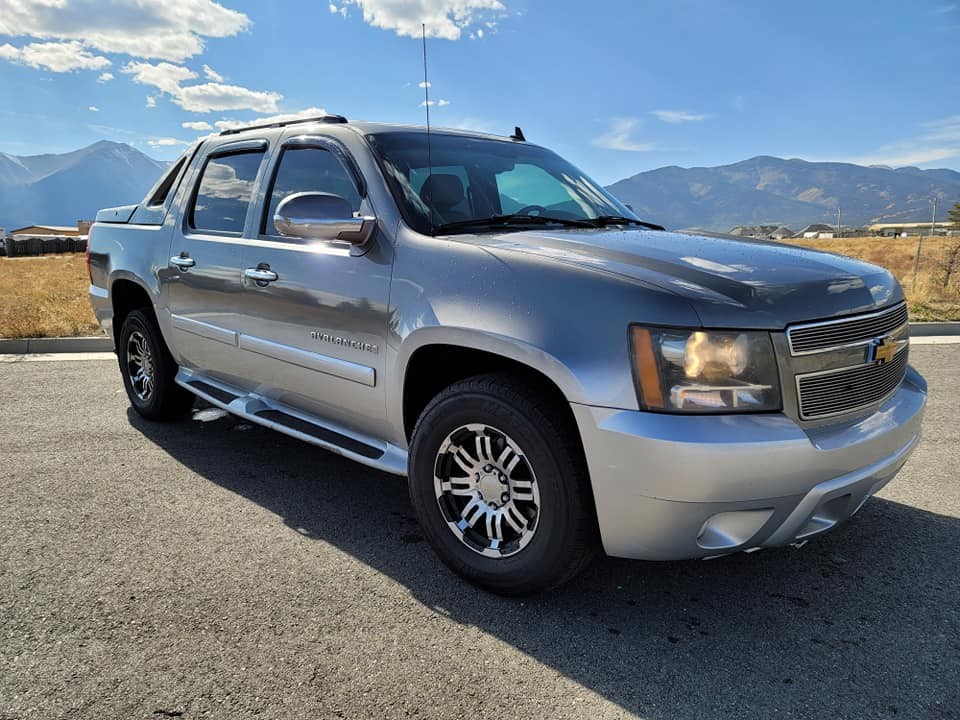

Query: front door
<box><xmin>235</xmin><ymin>138</ymin><xmax>393</xmax><ymax>438</ymax></box>
<box><xmin>163</xmin><ymin>141</ymin><xmax>267</xmax><ymax>388</ymax></box>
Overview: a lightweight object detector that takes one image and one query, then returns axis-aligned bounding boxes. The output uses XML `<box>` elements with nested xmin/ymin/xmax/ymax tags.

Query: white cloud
<box><xmin>97</xmin><ymin>71</ymin><xmax>114</xmax><ymax>82</ymax></box>
<box><xmin>123</xmin><ymin>61</ymin><xmax>198</xmax><ymax>95</ymax></box>
<box><xmin>182</xmin><ymin>120</ymin><xmax>214</xmax><ymax>131</ymax></box>
<box><xmin>592</xmin><ymin>118</ymin><xmax>655</xmax><ymax>152</ymax></box>
<box><xmin>88</xmin><ymin>105</ymin><xmax>100</xmax><ymax>112</ymax></box>
<box><xmin>652</xmin><ymin>109</ymin><xmax>708</xmax><ymax>123</ymax></box>
<box><xmin>420</xmin><ymin>98</ymin><xmax>450</xmax><ymax>107</ymax></box>
<box><xmin>338</xmin><ymin>0</ymin><xmax>505</xmax><ymax>40</ymax></box>
<box><xmin>148</xmin><ymin>137</ymin><xmax>190</xmax><ymax>147</ymax></box>
<box><xmin>418</xmin><ymin>80</ymin><xmax>431</xmax><ymax>88</ymax></box>
<box><xmin>845</xmin><ymin>116</ymin><xmax>960</xmax><ymax>167</ymax></box>
<box><xmin>174</xmin><ymin>82</ymin><xmax>281</xmax><ymax>113</ymax></box>
<box><xmin>329</xmin><ymin>2</ymin><xmax>348</xmax><ymax>16</ymax></box>
<box><xmin>0</xmin><ymin>40</ymin><xmax>110</xmax><ymax>72</ymax></box>
<box><xmin>202</xmin><ymin>63</ymin><xmax>223</xmax><ymax>82</ymax></box>
<box><xmin>123</xmin><ymin>61</ymin><xmax>280</xmax><ymax>113</ymax></box>
<box><xmin>145</xmin><ymin>95</ymin><xmax>157</xmax><ymax>108</ymax></box>
<box><xmin>213</xmin><ymin>107</ymin><xmax>329</xmax><ymax>131</ymax></box>
<box><xmin>0</xmin><ymin>0</ymin><xmax>251</xmax><ymax>62</ymax></box>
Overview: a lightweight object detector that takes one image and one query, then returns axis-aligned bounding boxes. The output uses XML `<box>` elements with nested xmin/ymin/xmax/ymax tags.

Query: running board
<box><xmin>175</xmin><ymin>370</ymin><xmax>408</xmax><ymax>476</ymax></box>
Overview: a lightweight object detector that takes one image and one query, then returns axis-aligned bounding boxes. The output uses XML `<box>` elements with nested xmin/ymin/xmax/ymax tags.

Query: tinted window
<box><xmin>190</xmin><ymin>151</ymin><xmax>264</xmax><ymax>233</ymax></box>
<box><xmin>147</xmin><ymin>155</ymin><xmax>186</xmax><ymax>207</ymax></box>
<box><xmin>264</xmin><ymin>147</ymin><xmax>361</xmax><ymax>236</ymax></box>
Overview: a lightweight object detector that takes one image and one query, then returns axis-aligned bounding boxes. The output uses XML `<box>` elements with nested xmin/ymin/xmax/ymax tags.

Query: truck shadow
<box><xmin>129</xmin><ymin>406</ymin><xmax>959</xmax><ymax>719</ymax></box>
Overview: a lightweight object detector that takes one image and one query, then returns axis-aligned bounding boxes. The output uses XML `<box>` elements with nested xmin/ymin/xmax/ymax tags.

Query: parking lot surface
<box><xmin>1</xmin><ymin>346</ymin><xmax>958</xmax><ymax>719</ymax></box>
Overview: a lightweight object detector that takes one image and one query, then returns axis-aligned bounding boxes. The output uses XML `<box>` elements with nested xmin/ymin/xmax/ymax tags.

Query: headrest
<box><xmin>419</xmin><ymin>173</ymin><xmax>464</xmax><ymax>209</ymax></box>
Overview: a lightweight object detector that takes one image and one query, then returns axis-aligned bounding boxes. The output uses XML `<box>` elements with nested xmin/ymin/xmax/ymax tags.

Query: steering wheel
<box><xmin>513</xmin><ymin>204</ymin><xmax>548</xmax><ymax>217</ymax></box>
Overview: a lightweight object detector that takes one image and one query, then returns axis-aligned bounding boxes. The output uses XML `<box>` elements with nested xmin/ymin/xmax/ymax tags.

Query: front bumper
<box><xmin>572</xmin><ymin>366</ymin><xmax>926</xmax><ymax>560</ymax></box>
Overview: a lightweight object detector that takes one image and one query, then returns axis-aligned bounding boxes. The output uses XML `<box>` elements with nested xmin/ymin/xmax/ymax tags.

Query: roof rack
<box><xmin>219</xmin><ymin>114</ymin><xmax>348</xmax><ymax>136</ymax></box>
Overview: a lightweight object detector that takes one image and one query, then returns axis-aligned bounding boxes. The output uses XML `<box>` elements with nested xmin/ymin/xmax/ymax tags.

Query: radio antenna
<box><xmin>421</xmin><ymin>23</ymin><xmax>433</xmax><ymax>183</ymax></box>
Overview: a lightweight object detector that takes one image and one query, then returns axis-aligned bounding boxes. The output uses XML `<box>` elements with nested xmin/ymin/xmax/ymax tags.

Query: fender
<box><xmin>385</xmin><ymin>325</ymin><xmax>587</xmax><ymax>447</ymax></box>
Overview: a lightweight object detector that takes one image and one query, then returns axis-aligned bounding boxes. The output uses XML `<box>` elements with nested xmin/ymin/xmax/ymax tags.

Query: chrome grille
<box><xmin>796</xmin><ymin>348</ymin><xmax>908</xmax><ymax>420</ymax></box>
<box><xmin>788</xmin><ymin>302</ymin><xmax>909</xmax><ymax>355</ymax></box>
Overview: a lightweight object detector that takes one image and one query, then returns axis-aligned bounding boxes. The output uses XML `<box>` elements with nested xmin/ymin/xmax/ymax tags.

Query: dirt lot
<box><xmin>788</xmin><ymin>236</ymin><xmax>960</xmax><ymax>321</ymax></box>
<box><xmin>0</xmin><ymin>254</ymin><xmax>100</xmax><ymax>338</ymax></box>
<box><xmin>1</xmin><ymin>236</ymin><xmax>958</xmax><ymax>338</ymax></box>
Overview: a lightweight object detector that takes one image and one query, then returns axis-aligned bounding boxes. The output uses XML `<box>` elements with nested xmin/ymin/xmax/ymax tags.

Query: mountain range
<box><xmin>0</xmin><ymin>141</ymin><xmax>165</xmax><ymax>232</ymax></box>
<box><xmin>1</xmin><ymin>141</ymin><xmax>958</xmax><ymax>233</ymax></box>
<box><xmin>606</xmin><ymin>156</ymin><xmax>960</xmax><ymax>231</ymax></box>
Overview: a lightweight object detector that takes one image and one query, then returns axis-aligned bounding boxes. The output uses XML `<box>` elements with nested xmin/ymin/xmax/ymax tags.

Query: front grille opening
<box><xmin>797</xmin><ymin>349</ymin><xmax>908</xmax><ymax>420</ymax></box>
<box><xmin>788</xmin><ymin>303</ymin><xmax>908</xmax><ymax>355</ymax></box>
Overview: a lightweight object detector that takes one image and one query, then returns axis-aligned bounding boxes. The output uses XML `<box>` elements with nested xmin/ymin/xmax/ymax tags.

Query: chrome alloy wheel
<box><xmin>126</xmin><ymin>330</ymin><xmax>155</xmax><ymax>401</ymax></box>
<box><xmin>433</xmin><ymin>423</ymin><xmax>541</xmax><ymax>558</ymax></box>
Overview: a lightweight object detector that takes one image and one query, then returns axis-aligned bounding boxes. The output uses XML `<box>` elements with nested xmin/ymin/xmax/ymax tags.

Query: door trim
<box><xmin>238</xmin><ymin>334</ymin><xmax>375</xmax><ymax>386</ymax></box>
<box><xmin>171</xmin><ymin>314</ymin><xmax>238</xmax><ymax>346</ymax></box>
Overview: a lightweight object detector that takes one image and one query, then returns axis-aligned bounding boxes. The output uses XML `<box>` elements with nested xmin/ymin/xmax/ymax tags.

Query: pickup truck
<box><xmin>88</xmin><ymin>115</ymin><xmax>926</xmax><ymax>594</ymax></box>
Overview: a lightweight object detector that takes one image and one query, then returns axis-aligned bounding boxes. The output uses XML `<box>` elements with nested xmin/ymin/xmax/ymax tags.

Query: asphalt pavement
<box><xmin>1</xmin><ymin>346</ymin><xmax>958</xmax><ymax>719</ymax></box>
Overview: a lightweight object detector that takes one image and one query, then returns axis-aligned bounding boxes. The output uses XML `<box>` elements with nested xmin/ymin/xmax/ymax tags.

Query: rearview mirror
<box><xmin>274</xmin><ymin>192</ymin><xmax>376</xmax><ymax>245</ymax></box>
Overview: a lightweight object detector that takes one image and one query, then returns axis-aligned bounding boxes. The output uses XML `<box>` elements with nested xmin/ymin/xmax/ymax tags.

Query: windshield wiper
<box><xmin>591</xmin><ymin>215</ymin><xmax>665</xmax><ymax>231</ymax></box>
<box><xmin>434</xmin><ymin>214</ymin><xmax>597</xmax><ymax>234</ymax></box>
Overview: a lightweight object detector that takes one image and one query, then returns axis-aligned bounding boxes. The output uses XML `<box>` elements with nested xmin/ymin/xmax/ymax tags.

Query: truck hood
<box><xmin>471</xmin><ymin>228</ymin><xmax>902</xmax><ymax>329</ymax></box>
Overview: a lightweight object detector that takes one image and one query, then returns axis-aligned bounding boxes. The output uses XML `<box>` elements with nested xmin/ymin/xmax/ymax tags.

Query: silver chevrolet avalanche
<box><xmin>88</xmin><ymin>116</ymin><xmax>926</xmax><ymax>594</ymax></box>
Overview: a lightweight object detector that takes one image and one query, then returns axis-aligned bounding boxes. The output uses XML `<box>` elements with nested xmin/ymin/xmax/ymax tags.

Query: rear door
<box><xmin>164</xmin><ymin>139</ymin><xmax>268</xmax><ymax>387</ymax></box>
<box><xmin>234</xmin><ymin>135</ymin><xmax>393</xmax><ymax>438</ymax></box>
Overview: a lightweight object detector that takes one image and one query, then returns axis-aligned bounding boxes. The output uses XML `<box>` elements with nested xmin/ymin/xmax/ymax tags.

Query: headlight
<box><xmin>630</xmin><ymin>326</ymin><xmax>781</xmax><ymax>413</ymax></box>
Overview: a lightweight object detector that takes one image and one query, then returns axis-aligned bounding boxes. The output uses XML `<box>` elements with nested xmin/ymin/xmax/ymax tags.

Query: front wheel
<box><xmin>117</xmin><ymin>309</ymin><xmax>194</xmax><ymax>421</ymax></box>
<box><xmin>408</xmin><ymin>374</ymin><xmax>598</xmax><ymax>595</ymax></box>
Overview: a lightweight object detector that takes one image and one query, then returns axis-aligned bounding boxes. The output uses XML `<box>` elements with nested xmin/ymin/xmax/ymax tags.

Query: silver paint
<box><xmin>88</xmin><ymin>119</ymin><xmax>927</xmax><ymax>561</ymax></box>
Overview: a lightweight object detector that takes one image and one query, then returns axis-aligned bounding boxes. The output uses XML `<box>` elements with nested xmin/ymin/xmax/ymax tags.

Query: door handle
<box><xmin>244</xmin><ymin>266</ymin><xmax>279</xmax><ymax>284</ymax></box>
<box><xmin>169</xmin><ymin>255</ymin><xmax>195</xmax><ymax>270</ymax></box>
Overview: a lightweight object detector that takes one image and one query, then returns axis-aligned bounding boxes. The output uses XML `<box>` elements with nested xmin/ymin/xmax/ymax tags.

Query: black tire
<box><xmin>117</xmin><ymin>308</ymin><xmax>194</xmax><ymax>421</ymax></box>
<box><xmin>408</xmin><ymin>373</ymin><xmax>598</xmax><ymax>595</ymax></box>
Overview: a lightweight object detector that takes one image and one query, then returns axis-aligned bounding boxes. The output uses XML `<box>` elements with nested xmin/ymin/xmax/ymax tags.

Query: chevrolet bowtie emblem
<box><xmin>870</xmin><ymin>335</ymin><xmax>899</xmax><ymax>364</ymax></box>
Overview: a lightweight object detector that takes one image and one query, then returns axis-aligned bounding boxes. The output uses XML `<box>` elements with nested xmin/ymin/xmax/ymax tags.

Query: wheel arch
<box><xmin>397</xmin><ymin>328</ymin><xmax>586</xmax><ymax>444</ymax></box>
<box><xmin>110</xmin><ymin>276</ymin><xmax>157</xmax><ymax>352</ymax></box>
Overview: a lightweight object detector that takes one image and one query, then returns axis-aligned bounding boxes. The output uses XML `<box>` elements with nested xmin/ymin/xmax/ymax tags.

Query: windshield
<box><xmin>366</xmin><ymin>131</ymin><xmax>638</xmax><ymax>235</ymax></box>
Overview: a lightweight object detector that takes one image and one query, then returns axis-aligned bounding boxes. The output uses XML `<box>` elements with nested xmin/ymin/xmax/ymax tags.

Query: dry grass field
<box><xmin>1</xmin><ymin>236</ymin><xmax>958</xmax><ymax>338</ymax></box>
<box><xmin>788</xmin><ymin>236</ymin><xmax>960</xmax><ymax>321</ymax></box>
<box><xmin>0</xmin><ymin>254</ymin><xmax>101</xmax><ymax>338</ymax></box>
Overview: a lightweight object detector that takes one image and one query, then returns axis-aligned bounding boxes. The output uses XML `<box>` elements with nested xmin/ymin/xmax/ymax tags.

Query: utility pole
<box><xmin>913</xmin><ymin>196</ymin><xmax>938</xmax><ymax>291</ymax></box>
<box><xmin>837</xmin><ymin>206</ymin><xmax>841</xmax><ymax>237</ymax></box>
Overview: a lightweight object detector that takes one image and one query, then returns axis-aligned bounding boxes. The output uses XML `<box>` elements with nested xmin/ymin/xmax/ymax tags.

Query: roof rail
<box><xmin>219</xmin><ymin>114</ymin><xmax>348</xmax><ymax>136</ymax></box>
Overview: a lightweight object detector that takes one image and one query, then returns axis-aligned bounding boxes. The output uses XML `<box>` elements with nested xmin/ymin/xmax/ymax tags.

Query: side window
<box><xmin>190</xmin><ymin>151</ymin><xmax>264</xmax><ymax>234</ymax></box>
<box><xmin>264</xmin><ymin>147</ymin><xmax>361</xmax><ymax>236</ymax></box>
<box><xmin>147</xmin><ymin>156</ymin><xmax>187</xmax><ymax>207</ymax></box>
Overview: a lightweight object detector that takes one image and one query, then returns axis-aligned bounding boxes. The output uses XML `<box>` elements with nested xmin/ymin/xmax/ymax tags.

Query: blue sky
<box><xmin>0</xmin><ymin>0</ymin><xmax>958</xmax><ymax>184</ymax></box>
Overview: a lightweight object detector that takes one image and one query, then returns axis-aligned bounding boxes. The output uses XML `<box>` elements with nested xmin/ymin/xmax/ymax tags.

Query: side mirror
<box><xmin>274</xmin><ymin>192</ymin><xmax>376</xmax><ymax>245</ymax></box>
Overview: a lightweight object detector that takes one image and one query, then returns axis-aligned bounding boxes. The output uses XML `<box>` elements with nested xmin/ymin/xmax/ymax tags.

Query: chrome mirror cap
<box><xmin>274</xmin><ymin>192</ymin><xmax>376</xmax><ymax>245</ymax></box>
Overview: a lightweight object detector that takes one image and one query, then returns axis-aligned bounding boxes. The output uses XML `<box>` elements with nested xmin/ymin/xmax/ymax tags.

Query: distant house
<box><xmin>11</xmin><ymin>223</ymin><xmax>85</xmax><ymax>237</ymax></box>
<box><xmin>867</xmin><ymin>221</ymin><xmax>954</xmax><ymax>237</ymax></box>
<box><xmin>794</xmin><ymin>223</ymin><xmax>836</xmax><ymax>239</ymax></box>
<box><xmin>728</xmin><ymin>225</ymin><xmax>795</xmax><ymax>240</ymax></box>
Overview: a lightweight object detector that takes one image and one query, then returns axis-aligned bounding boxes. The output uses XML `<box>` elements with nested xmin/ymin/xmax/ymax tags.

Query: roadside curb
<box><xmin>0</xmin><ymin>335</ymin><xmax>113</xmax><ymax>354</ymax></box>
<box><xmin>1</xmin><ymin>322</ymin><xmax>957</xmax><ymax>355</ymax></box>
<box><xmin>910</xmin><ymin>322</ymin><xmax>960</xmax><ymax>336</ymax></box>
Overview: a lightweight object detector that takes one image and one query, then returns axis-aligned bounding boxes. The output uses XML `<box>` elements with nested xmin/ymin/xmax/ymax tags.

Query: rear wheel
<box><xmin>118</xmin><ymin>309</ymin><xmax>193</xmax><ymax>420</ymax></box>
<box><xmin>408</xmin><ymin>374</ymin><xmax>598</xmax><ymax>595</ymax></box>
